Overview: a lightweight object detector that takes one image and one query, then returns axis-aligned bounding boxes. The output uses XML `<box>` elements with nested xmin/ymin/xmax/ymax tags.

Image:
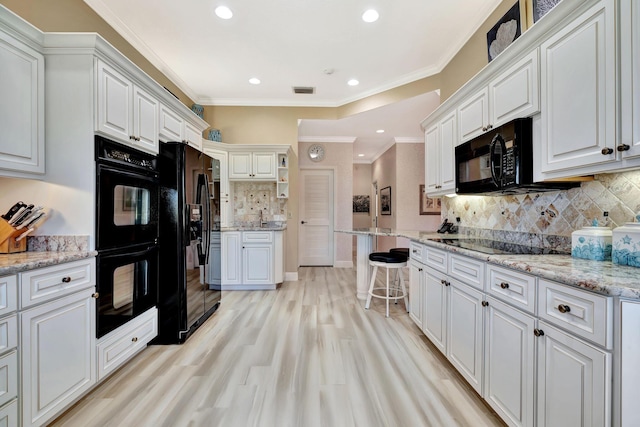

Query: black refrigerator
<box><xmin>156</xmin><ymin>141</ymin><xmax>221</xmax><ymax>344</ymax></box>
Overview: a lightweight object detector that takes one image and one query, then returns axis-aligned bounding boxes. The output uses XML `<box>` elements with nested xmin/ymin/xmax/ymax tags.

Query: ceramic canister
<box><xmin>571</xmin><ymin>226</ymin><xmax>613</xmax><ymax>261</ymax></box>
<box><xmin>612</xmin><ymin>222</ymin><xmax>640</xmax><ymax>268</ymax></box>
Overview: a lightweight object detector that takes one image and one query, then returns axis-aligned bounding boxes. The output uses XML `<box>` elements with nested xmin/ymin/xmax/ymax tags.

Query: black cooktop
<box><xmin>428</xmin><ymin>237</ymin><xmax>570</xmax><ymax>255</ymax></box>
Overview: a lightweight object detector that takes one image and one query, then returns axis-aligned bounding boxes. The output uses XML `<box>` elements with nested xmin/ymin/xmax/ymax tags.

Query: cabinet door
<box><xmin>132</xmin><ymin>85</ymin><xmax>159</xmax><ymax>154</ymax></box>
<box><xmin>0</xmin><ymin>29</ymin><xmax>45</xmax><ymax>174</ymax></box>
<box><xmin>540</xmin><ymin>0</ymin><xmax>616</xmax><ymax>173</ymax></box>
<box><xmin>537</xmin><ymin>321</ymin><xmax>611</xmax><ymax>427</ymax></box>
<box><xmin>447</xmin><ymin>280</ymin><xmax>484</xmax><ymax>394</ymax></box>
<box><xmin>408</xmin><ymin>261</ymin><xmax>424</xmax><ymax>329</ymax></box>
<box><xmin>424</xmin><ymin>124</ymin><xmax>440</xmax><ymax>194</ymax></box>
<box><xmin>484</xmin><ymin>297</ymin><xmax>536</xmax><ymax>427</ymax></box>
<box><xmin>620</xmin><ymin>0</ymin><xmax>640</xmax><ymax>159</ymax></box>
<box><xmin>21</xmin><ymin>288</ymin><xmax>96</xmax><ymax>427</ymax></box>
<box><xmin>439</xmin><ymin>111</ymin><xmax>456</xmax><ymax>193</ymax></box>
<box><xmin>96</xmin><ymin>60</ymin><xmax>133</xmax><ymax>143</ymax></box>
<box><xmin>207</xmin><ymin>234</ymin><xmax>221</xmax><ymax>287</ymax></box>
<box><xmin>489</xmin><ymin>50</ymin><xmax>539</xmax><ymax>128</ymax></box>
<box><xmin>185</xmin><ymin>122</ymin><xmax>202</xmax><ymax>151</ymax></box>
<box><xmin>221</xmin><ymin>232</ymin><xmax>242</xmax><ymax>286</ymax></box>
<box><xmin>243</xmin><ymin>245</ymin><xmax>273</xmax><ymax>285</ymax></box>
<box><xmin>252</xmin><ymin>152</ymin><xmax>276</xmax><ymax>180</ymax></box>
<box><xmin>458</xmin><ymin>87</ymin><xmax>488</xmax><ymax>142</ymax></box>
<box><xmin>423</xmin><ymin>267</ymin><xmax>448</xmax><ymax>355</ymax></box>
<box><xmin>159</xmin><ymin>104</ymin><xmax>184</xmax><ymax>142</ymax></box>
<box><xmin>229</xmin><ymin>152</ymin><xmax>253</xmax><ymax>179</ymax></box>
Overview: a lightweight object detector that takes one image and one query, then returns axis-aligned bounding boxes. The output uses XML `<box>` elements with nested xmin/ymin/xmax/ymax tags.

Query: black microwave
<box><xmin>454</xmin><ymin>118</ymin><xmax>578</xmax><ymax>195</ymax></box>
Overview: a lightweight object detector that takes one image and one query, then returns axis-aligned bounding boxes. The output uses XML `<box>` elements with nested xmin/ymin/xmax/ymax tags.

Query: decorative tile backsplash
<box><xmin>443</xmin><ymin>170</ymin><xmax>640</xmax><ymax>250</ymax></box>
<box><xmin>231</xmin><ymin>182</ymin><xmax>288</xmax><ymax>226</ymax></box>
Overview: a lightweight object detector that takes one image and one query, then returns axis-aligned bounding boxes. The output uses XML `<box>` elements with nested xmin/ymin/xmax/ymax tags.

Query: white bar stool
<box><xmin>365</xmin><ymin>252</ymin><xmax>409</xmax><ymax>317</ymax></box>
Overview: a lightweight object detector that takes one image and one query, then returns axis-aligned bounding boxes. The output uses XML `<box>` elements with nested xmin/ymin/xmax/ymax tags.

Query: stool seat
<box><xmin>369</xmin><ymin>251</ymin><xmax>407</xmax><ymax>263</ymax></box>
<box><xmin>390</xmin><ymin>247</ymin><xmax>410</xmax><ymax>258</ymax></box>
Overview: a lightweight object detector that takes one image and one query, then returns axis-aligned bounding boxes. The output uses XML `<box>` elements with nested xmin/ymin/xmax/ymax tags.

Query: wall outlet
<box><xmin>287</xmin><ymin>212</ymin><xmax>292</xmax><ymax>219</ymax></box>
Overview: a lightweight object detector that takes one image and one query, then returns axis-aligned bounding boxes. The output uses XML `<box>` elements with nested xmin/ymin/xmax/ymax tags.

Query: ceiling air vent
<box><xmin>293</xmin><ymin>86</ymin><xmax>315</xmax><ymax>94</ymax></box>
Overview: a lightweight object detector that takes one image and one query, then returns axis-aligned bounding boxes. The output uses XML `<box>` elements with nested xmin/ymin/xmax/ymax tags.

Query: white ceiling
<box><xmin>83</xmin><ymin>0</ymin><xmax>502</xmax><ymax>161</ymax></box>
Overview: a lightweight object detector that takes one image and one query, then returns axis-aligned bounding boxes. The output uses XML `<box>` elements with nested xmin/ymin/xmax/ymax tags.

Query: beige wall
<box><xmin>371</xmin><ymin>146</ymin><xmax>397</xmax><ymax>252</ymax></box>
<box><xmin>353</xmin><ymin>164</ymin><xmax>373</xmax><ymax>229</ymax></box>
<box><xmin>298</xmin><ymin>142</ymin><xmax>353</xmax><ymax>266</ymax></box>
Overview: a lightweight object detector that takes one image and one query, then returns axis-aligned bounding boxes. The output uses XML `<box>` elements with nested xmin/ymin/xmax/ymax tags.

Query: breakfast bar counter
<box><xmin>336</xmin><ymin>228</ymin><xmax>640</xmax><ymax>301</ymax></box>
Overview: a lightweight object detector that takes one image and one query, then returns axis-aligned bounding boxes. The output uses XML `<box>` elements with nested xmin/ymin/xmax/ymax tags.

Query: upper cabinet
<box><xmin>424</xmin><ymin>110</ymin><xmax>455</xmax><ymax>197</ymax></box>
<box><xmin>539</xmin><ymin>0</ymin><xmax>616</xmax><ymax>175</ymax></box>
<box><xmin>0</xmin><ymin>25</ymin><xmax>44</xmax><ymax>177</ymax></box>
<box><xmin>96</xmin><ymin>59</ymin><xmax>159</xmax><ymax>155</ymax></box>
<box><xmin>458</xmin><ymin>50</ymin><xmax>539</xmax><ymax>143</ymax></box>
<box><xmin>229</xmin><ymin>152</ymin><xmax>277</xmax><ymax>180</ymax></box>
<box><xmin>620</xmin><ymin>0</ymin><xmax>640</xmax><ymax>160</ymax></box>
<box><xmin>158</xmin><ymin>104</ymin><xmax>203</xmax><ymax>151</ymax></box>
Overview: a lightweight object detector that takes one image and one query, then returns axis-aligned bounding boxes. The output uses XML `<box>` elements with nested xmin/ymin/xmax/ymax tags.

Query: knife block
<box><xmin>0</xmin><ymin>218</ymin><xmax>27</xmax><ymax>254</ymax></box>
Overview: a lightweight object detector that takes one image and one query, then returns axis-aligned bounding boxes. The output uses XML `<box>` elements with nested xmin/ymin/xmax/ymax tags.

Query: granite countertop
<box><xmin>0</xmin><ymin>250</ymin><xmax>98</xmax><ymax>276</ymax></box>
<box><xmin>221</xmin><ymin>225</ymin><xmax>287</xmax><ymax>232</ymax></box>
<box><xmin>336</xmin><ymin>228</ymin><xmax>640</xmax><ymax>300</ymax></box>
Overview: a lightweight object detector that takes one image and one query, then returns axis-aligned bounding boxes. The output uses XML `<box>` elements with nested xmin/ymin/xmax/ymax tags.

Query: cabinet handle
<box><xmin>601</xmin><ymin>147</ymin><xmax>614</xmax><ymax>155</ymax></box>
<box><xmin>487</xmin><ymin>124</ymin><xmax>493</xmax><ymax>130</ymax></box>
<box><xmin>481</xmin><ymin>301</ymin><xmax>489</xmax><ymax>307</ymax></box>
<box><xmin>418</xmin><ymin>268</ymin><xmax>423</xmax><ymax>272</ymax></box>
<box><xmin>557</xmin><ymin>304</ymin><xmax>571</xmax><ymax>314</ymax></box>
<box><xmin>92</xmin><ymin>292</ymin><xmax>99</xmax><ymax>299</ymax></box>
<box><xmin>444</xmin><ymin>281</ymin><xmax>450</xmax><ymax>287</ymax></box>
<box><xmin>61</xmin><ymin>276</ymin><xmax>72</xmax><ymax>283</ymax></box>
<box><xmin>131</xmin><ymin>337</ymin><xmax>138</xmax><ymax>342</ymax></box>
<box><xmin>301</xmin><ymin>221</ymin><xmax>307</xmax><ymax>224</ymax></box>
<box><xmin>129</xmin><ymin>135</ymin><xmax>136</xmax><ymax>140</ymax></box>
<box><xmin>534</xmin><ymin>328</ymin><xmax>545</xmax><ymax>337</ymax></box>
<box><xmin>482</xmin><ymin>126</ymin><xmax>487</xmax><ymax>132</ymax></box>
<box><xmin>500</xmin><ymin>282</ymin><xmax>509</xmax><ymax>289</ymax></box>
<box><xmin>617</xmin><ymin>144</ymin><xmax>631</xmax><ymax>152</ymax></box>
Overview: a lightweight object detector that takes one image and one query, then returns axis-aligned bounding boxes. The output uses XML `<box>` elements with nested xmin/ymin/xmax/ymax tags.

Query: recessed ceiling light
<box><xmin>249</xmin><ymin>78</ymin><xmax>261</xmax><ymax>85</ymax></box>
<box><xmin>358</xmin><ymin>154</ymin><xmax>365</xmax><ymax>157</ymax></box>
<box><xmin>215</xmin><ymin>6</ymin><xmax>233</xmax><ymax>19</ymax></box>
<box><xmin>347</xmin><ymin>79</ymin><xmax>359</xmax><ymax>86</ymax></box>
<box><xmin>362</xmin><ymin>9</ymin><xmax>379</xmax><ymax>23</ymax></box>
<box><xmin>376</xmin><ymin>129</ymin><xmax>385</xmax><ymax>133</ymax></box>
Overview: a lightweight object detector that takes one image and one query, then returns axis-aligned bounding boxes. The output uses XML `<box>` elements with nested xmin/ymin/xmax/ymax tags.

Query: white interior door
<box><xmin>299</xmin><ymin>169</ymin><xmax>334</xmax><ymax>266</ymax></box>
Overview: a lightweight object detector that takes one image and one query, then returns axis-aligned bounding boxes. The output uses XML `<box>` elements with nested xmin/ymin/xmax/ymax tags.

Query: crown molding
<box><xmin>298</xmin><ymin>136</ymin><xmax>356</xmax><ymax>144</ymax></box>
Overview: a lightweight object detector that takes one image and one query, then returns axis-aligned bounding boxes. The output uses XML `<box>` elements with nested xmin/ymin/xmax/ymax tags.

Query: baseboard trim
<box><xmin>284</xmin><ymin>271</ymin><xmax>298</xmax><ymax>281</ymax></box>
<box><xmin>334</xmin><ymin>261</ymin><xmax>354</xmax><ymax>268</ymax></box>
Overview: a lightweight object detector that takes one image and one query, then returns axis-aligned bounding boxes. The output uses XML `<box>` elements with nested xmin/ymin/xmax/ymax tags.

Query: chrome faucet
<box><xmin>259</xmin><ymin>209</ymin><xmax>267</xmax><ymax>228</ymax></box>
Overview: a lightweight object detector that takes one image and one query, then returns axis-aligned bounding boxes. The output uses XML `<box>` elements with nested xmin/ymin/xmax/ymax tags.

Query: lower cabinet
<box><xmin>537</xmin><ymin>320</ymin><xmax>611</xmax><ymax>427</ymax></box>
<box><xmin>484</xmin><ymin>296</ymin><xmax>536</xmax><ymax>427</ymax></box>
<box><xmin>221</xmin><ymin>230</ymin><xmax>283</xmax><ymax>290</ymax></box>
<box><xmin>423</xmin><ymin>266</ymin><xmax>448</xmax><ymax>354</ymax></box>
<box><xmin>408</xmin><ymin>261</ymin><xmax>424</xmax><ymax>329</ymax></box>
<box><xmin>20</xmin><ymin>287</ymin><xmax>96</xmax><ymax>427</ymax></box>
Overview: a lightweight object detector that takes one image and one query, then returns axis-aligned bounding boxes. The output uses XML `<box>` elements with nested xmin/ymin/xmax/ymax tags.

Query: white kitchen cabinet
<box><xmin>221</xmin><ymin>231</ymin><xmax>242</xmax><ymax>286</ymax></box>
<box><xmin>0</xmin><ymin>400</ymin><xmax>17</xmax><ymax>427</ymax></box>
<box><xmin>243</xmin><ymin>245</ymin><xmax>273</xmax><ymax>285</ymax></box>
<box><xmin>207</xmin><ymin>232</ymin><xmax>222</xmax><ymax>287</ymax></box>
<box><xmin>620</xmin><ymin>0</ymin><xmax>640</xmax><ymax>160</ymax></box>
<box><xmin>159</xmin><ymin>103</ymin><xmax>184</xmax><ymax>142</ymax></box>
<box><xmin>447</xmin><ymin>279</ymin><xmax>484</xmax><ymax>394</ymax></box>
<box><xmin>458</xmin><ymin>50</ymin><xmax>539</xmax><ymax>143</ymax></box>
<box><xmin>408</xmin><ymin>260</ymin><xmax>424</xmax><ymax>330</ymax></box>
<box><xmin>221</xmin><ymin>231</ymin><xmax>283</xmax><ymax>290</ymax></box>
<box><xmin>0</xmin><ymin>25</ymin><xmax>45</xmax><ymax>176</ymax></box>
<box><xmin>619</xmin><ymin>299</ymin><xmax>640</xmax><ymax>427</ymax></box>
<box><xmin>424</xmin><ymin>110</ymin><xmax>455</xmax><ymax>197</ymax></box>
<box><xmin>229</xmin><ymin>152</ymin><xmax>277</xmax><ymax>180</ymax></box>
<box><xmin>96</xmin><ymin>59</ymin><xmax>159</xmax><ymax>155</ymax></box>
<box><xmin>537</xmin><ymin>321</ymin><xmax>611</xmax><ymax>427</ymax></box>
<box><xmin>423</xmin><ymin>266</ymin><xmax>448</xmax><ymax>355</ymax></box>
<box><xmin>277</xmin><ymin>152</ymin><xmax>289</xmax><ymax>198</ymax></box>
<box><xmin>539</xmin><ymin>0</ymin><xmax>616</xmax><ymax>175</ymax></box>
<box><xmin>21</xmin><ymin>287</ymin><xmax>96</xmax><ymax>427</ymax></box>
<box><xmin>203</xmin><ymin>147</ymin><xmax>231</xmax><ymax>228</ymax></box>
<box><xmin>484</xmin><ymin>296</ymin><xmax>536</xmax><ymax>427</ymax></box>
<box><xmin>184</xmin><ymin>122</ymin><xmax>202</xmax><ymax>151</ymax></box>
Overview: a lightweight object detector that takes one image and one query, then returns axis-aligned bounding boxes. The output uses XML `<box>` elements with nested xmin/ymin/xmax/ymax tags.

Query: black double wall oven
<box><xmin>95</xmin><ymin>136</ymin><xmax>159</xmax><ymax>339</ymax></box>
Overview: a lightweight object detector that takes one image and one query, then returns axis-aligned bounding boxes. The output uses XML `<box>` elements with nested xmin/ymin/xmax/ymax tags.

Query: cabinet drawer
<box><xmin>0</xmin><ymin>316</ymin><xmax>17</xmax><ymax>356</ymax></box>
<box><xmin>409</xmin><ymin>242</ymin><xmax>425</xmax><ymax>263</ymax></box>
<box><xmin>0</xmin><ymin>351</ymin><xmax>17</xmax><ymax>408</ymax></box>
<box><xmin>448</xmin><ymin>254</ymin><xmax>484</xmax><ymax>290</ymax></box>
<box><xmin>486</xmin><ymin>265</ymin><xmax>536</xmax><ymax>315</ymax></box>
<box><xmin>538</xmin><ymin>279</ymin><xmax>612</xmax><ymax>349</ymax></box>
<box><xmin>0</xmin><ymin>276</ymin><xmax>17</xmax><ymax>317</ymax></box>
<box><xmin>20</xmin><ymin>259</ymin><xmax>96</xmax><ymax>309</ymax></box>
<box><xmin>242</xmin><ymin>231</ymin><xmax>273</xmax><ymax>243</ymax></box>
<box><xmin>97</xmin><ymin>307</ymin><xmax>157</xmax><ymax>381</ymax></box>
<box><xmin>425</xmin><ymin>246</ymin><xmax>448</xmax><ymax>273</ymax></box>
<box><xmin>0</xmin><ymin>399</ymin><xmax>17</xmax><ymax>427</ymax></box>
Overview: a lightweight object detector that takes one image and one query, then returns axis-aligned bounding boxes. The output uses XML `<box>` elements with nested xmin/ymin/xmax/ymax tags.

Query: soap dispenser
<box><xmin>571</xmin><ymin>218</ymin><xmax>613</xmax><ymax>261</ymax></box>
<box><xmin>612</xmin><ymin>212</ymin><xmax>640</xmax><ymax>267</ymax></box>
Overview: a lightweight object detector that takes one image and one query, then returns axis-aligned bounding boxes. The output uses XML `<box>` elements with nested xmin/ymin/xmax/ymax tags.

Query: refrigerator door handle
<box><xmin>195</xmin><ymin>173</ymin><xmax>211</xmax><ymax>265</ymax></box>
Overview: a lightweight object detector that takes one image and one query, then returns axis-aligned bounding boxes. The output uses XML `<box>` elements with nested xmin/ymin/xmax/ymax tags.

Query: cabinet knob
<box><xmin>557</xmin><ymin>304</ymin><xmax>571</xmax><ymax>314</ymax></box>
<box><xmin>500</xmin><ymin>282</ymin><xmax>509</xmax><ymax>289</ymax></box>
<box><xmin>487</xmin><ymin>124</ymin><xmax>493</xmax><ymax>130</ymax></box>
<box><xmin>482</xmin><ymin>127</ymin><xmax>487</xmax><ymax>132</ymax></box>
<box><xmin>617</xmin><ymin>144</ymin><xmax>631</xmax><ymax>152</ymax></box>
<box><xmin>601</xmin><ymin>147</ymin><xmax>614</xmax><ymax>155</ymax></box>
<box><xmin>301</xmin><ymin>221</ymin><xmax>307</xmax><ymax>224</ymax></box>
<box><xmin>92</xmin><ymin>292</ymin><xmax>99</xmax><ymax>299</ymax></box>
<box><xmin>61</xmin><ymin>276</ymin><xmax>72</xmax><ymax>283</ymax></box>
<box><xmin>534</xmin><ymin>328</ymin><xmax>545</xmax><ymax>337</ymax></box>
<box><xmin>418</xmin><ymin>268</ymin><xmax>423</xmax><ymax>272</ymax></box>
<box><xmin>444</xmin><ymin>281</ymin><xmax>450</xmax><ymax>287</ymax></box>
<box><xmin>131</xmin><ymin>337</ymin><xmax>138</xmax><ymax>342</ymax></box>
<box><xmin>481</xmin><ymin>301</ymin><xmax>489</xmax><ymax>307</ymax></box>
<box><xmin>129</xmin><ymin>135</ymin><xmax>135</xmax><ymax>140</ymax></box>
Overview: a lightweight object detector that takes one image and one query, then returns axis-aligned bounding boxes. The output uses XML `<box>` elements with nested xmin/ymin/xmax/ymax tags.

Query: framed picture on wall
<box><xmin>419</xmin><ymin>185</ymin><xmax>442</xmax><ymax>215</ymax></box>
<box><xmin>353</xmin><ymin>195</ymin><xmax>370</xmax><ymax>213</ymax></box>
<box><xmin>486</xmin><ymin>1</ymin><xmax>523</xmax><ymax>62</ymax></box>
<box><xmin>380</xmin><ymin>186</ymin><xmax>391</xmax><ymax>215</ymax></box>
<box><xmin>532</xmin><ymin>0</ymin><xmax>561</xmax><ymax>23</ymax></box>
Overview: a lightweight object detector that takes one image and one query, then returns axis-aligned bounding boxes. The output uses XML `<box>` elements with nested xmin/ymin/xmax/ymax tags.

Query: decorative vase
<box><xmin>571</xmin><ymin>226</ymin><xmax>612</xmax><ymax>261</ymax></box>
<box><xmin>207</xmin><ymin>129</ymin><xmax>222</xmax><ymax>142</ymax></box>
<box><xmin>191</xmin><ymin>104</ymin><xmax>204</xmax><ymax>119</ymax></box>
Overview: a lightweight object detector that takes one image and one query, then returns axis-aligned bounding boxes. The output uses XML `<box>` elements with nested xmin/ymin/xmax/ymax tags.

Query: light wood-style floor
<box><xmin>51</xmin><ymin>267</ymin><xmax>504</xmax><ymax>427</ymax></box>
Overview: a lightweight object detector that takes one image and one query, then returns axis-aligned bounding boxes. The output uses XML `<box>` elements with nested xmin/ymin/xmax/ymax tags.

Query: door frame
<box><xmin>298</xmin><ymin>167</ymin><xmax>337</xmax><ymax>267</ymax></box>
